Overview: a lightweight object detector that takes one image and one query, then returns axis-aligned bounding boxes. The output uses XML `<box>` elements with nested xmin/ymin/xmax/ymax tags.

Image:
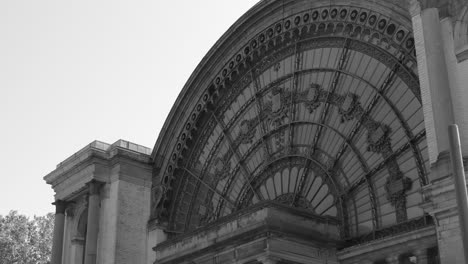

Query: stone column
<box><xmin>413</xmin><ymin>249</ymin><xmax>429</xmax><ymax>264</ymax></box>
<box><xmin>411</xmin><ymin>4</ymin><xmax>455</xmax><ymax>164</ymax></box>
<box><xmin>51</xmin><ymin>200</ymin><xmax>67</xmax><ymax>264</ymax></box>
<box><xmin>84</xmin><ymin>181</ymin><xmax>101</xmax><ymax>264</ymax></box>
<box><xmin>385</xmin><ymin>255</ymin><xmax>399</xmax><ymax>264</ymax></box>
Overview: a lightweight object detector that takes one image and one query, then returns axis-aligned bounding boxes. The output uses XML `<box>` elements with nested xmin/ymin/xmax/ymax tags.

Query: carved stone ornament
<box><xmin>151</xmin><ymin>185</ymin><xmax>166</xmax><ymax>220</ymax></box>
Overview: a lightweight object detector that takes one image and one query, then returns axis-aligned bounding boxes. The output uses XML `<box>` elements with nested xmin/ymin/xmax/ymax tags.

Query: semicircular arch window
<box><xmin>159</xmin><ymin>4</ymin><xmax>429</xmax><ymax>238</ymax></box>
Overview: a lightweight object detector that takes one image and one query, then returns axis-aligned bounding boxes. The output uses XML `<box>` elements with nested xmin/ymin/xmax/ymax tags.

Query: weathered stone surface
<box><xmin>44</xmin><ymin>140</ymin><xmax>152</xmax><ymax>264</ymax></box>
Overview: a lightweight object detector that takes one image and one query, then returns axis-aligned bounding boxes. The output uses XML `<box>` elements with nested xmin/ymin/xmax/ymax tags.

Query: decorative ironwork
<box><xmin>198</xmin><ymin>204</ymin><xmax>215</xmax><ymax>227</ymax></box>
<box><xmin>276</xmin><ymin>193</ymin><xmax>311</xmax><ymax>210</ymax></box>
<box><xmin>234</xmin><ymin>119</ymin><xmax>257</xmax><ymax>145</ymax></box>
<box><xmin>303</xmin><ymin>83</ymin><xmax>322</xmax><ymax>113</ymax></box>
<box><xmin>213</xmin><ymin>154</ymin><xmax>231</xmax><ymax>180</ymax></box>
<box><xmin>338</xmin><ymin>93</ymin><xmax>360</xmax><ymax>122</ymax></box>
<box><xmin>366</xmin><ymin>123</ymin><xmax>391</xmax><ymax>153</ymax></box>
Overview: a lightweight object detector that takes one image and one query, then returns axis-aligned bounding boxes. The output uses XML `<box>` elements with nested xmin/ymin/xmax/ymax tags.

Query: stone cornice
<box><xmin>44</xmin><ymin>140</ymin><xmax>152</xmax><ymax>201</ymax></box>
<box><xmin>154</xmin><ymin>201</ymin><xmax>341</xmax><ymax>263</ymax></box>
<box><xmin>154</xmin><ymin>201</ymin><xmax>340</xmax><ymax>243</ymax></box>
<box><xmin>44</xmin><ymin>139</ymin><xmax>152</xmax><ymax>185</ymax></box>
<box><xmin>337</xmin><ymin>225</ymin><xmax>437</xmax><ymax>263</ymax></box>
<box><xmin>149</xmin><ymin>200</ymin><xmax>339</xmax><ymax>233</ymax></box>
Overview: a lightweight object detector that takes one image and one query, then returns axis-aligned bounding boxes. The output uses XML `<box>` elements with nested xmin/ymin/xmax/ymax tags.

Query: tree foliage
<box><xmin>0</xmin><ymin>211</ymin><xmax>54</xmax><ymax>264</ymax></box>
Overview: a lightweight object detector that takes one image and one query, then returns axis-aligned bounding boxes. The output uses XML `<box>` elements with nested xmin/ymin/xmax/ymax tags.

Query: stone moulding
<box><xmin>44</xmin><ymin>139</ymin><xmax>152</xmax><ymax>201</ymax></box>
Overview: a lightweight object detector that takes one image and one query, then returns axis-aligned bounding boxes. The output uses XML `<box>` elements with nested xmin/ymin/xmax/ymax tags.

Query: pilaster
<box><xmin>412</xmin><ymin>6</ymin><xmax>455</xmax><ymax>165</ymax></box>
<box><xmin>84</xmin><ymin>181</ymin><xmax>102</xmax><ymax>264</ymax></box>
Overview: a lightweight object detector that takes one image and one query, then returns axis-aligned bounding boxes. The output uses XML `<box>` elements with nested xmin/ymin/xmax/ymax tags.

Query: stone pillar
<box><xmin>412</xmin><ymin>4</ymin><xmax>455</xmax><ymax>164</ymax></box>
<box><xmin>413</xmin><ymin>249</ymin><xmax>429</xmax><ymax>264</ymax></box>
<box><xmin>441</xmin><ymin>19</ymin><xmax>468</xmax><ymax>156</ymax></box>
<box><xmin>84</xmin><ymin>181</ymin><xmax>101</xmax><ymax>264</ymax></box>
<box><xmin>51</xmin><ymin>200</ymin><xmax>67</xmax><ymax>264</ymax></box>
<box><xmin>385</xmin><ymin>255</ymin><xmax>399</xmax><ymax>264</ymax></box>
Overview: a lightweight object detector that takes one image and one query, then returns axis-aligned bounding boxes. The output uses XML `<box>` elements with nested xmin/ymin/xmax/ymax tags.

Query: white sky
<box><xmin>0</xmin><ymin>0</ymin><xmax>259</xmax><ymax>216</ymax></box>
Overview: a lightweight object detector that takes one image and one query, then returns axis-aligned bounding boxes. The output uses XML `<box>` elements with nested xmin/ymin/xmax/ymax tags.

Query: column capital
<box><xmin>86</xmin><ymin>180</ymin><xmax>104</xmax><ymax>195</ymax></box>
<box><xmin>409</xmin><ymin>0</ymin><xmax>452</xmax><ymax>17</ymax></box>
<box><xmin>52</xmin><ymin>200</ymin><xmax>68</xmax><ymax>214</ymax></box>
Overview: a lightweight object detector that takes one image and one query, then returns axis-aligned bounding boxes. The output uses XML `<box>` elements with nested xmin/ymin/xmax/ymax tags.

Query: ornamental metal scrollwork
<box><xmin>303</xmin><ymin>83</ymin><xmax>322</xmax><ymax>113</ymax></box>
<box><xmin>385</xmin><ymin>175</ymin><xmax>412</xmax><ymax>217</ymax></box>
<box><xmin>273</xmin><ymin>62</ymin><xmax>281</xmax><ymax>72</ymax></box>
<box><xmin>214</xmin><ymin>154</ymin><xmax>231</xmax><ymax>180</ymax></box>
<box><xmin>235</xmin><ymin>119</ymin><xmax>257</xmax><ymax>145</ymax></box>
<box><xmin>276</xmin><ymin>193</ymin><xmax>311</xmax><ymax>210</ymax></box>
<box><xmin>366</xmin><ymin>124</ymin><xmax>391</xmax><ymax>153</ymax></box>
<box><xmin>263</xmin><ymin>87</ymin><xmax>290</xmax><ymax>149</ymax></box>
<box><xmin>198</xmin><ymin>204</ymin><xmax>215</xmax><ymax>226</ymax></box>
<box><xmin>339</xmin><ymin>93</ymin><xmax>360</xmax><ymax>122</ymax></box>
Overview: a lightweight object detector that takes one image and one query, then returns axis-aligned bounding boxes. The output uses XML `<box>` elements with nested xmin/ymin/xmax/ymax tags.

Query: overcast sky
<box><xmin>0</xmin><ymin>0</ymin><xmax>259</xmax><ymax>216</ymax></box>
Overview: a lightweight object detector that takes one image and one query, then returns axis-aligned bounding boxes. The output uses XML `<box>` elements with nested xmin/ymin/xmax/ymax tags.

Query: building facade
<box><xmin>44</xmin><ymin>0</ymin><xmax>468</xmax><ymax>263</ymax></box>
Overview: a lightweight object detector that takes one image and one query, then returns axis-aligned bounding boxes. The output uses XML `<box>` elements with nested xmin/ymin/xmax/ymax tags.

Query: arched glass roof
<box><xmin>151</xmin><ymin>1</ymin><xmax>429</xmax><ymax>239</ymax></box>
